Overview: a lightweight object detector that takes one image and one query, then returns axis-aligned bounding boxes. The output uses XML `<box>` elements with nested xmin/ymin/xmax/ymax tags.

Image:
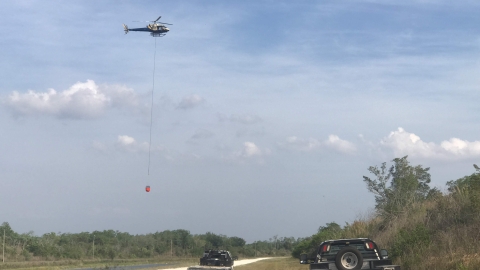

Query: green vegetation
<box><xmin>293</xmin><ymin>156</ymin><xmax>480</xmax><ymax>269</ymax></box>
<box><xmin>4</xmin><ymin>156</ymin><xmax>480</xmax><ymax>270</ymax></box>
<box><xmin>0</xmin><ymin>224</ymin><xmax>298</xmax><ymax>269</ymax></box>
<box><xmin>363</xmin><ymin>156</ymin><xmax>438</xmax><ymax>218</ymax></box>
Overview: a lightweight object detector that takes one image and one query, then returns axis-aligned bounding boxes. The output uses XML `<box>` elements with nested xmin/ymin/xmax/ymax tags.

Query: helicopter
<box><xmin>123</xmin><ymin>16</ymin><xmax>172</xmax><ymax>37</ymax></box>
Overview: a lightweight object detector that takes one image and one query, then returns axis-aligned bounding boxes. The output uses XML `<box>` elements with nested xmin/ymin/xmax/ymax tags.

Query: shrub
<box><xmin>390</xmin><ymin>224</ymin><xmax>431</xmax><ymax>268</ymax></box>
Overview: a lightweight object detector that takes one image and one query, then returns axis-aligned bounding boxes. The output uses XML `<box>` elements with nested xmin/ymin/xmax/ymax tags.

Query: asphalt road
<box><xmin>70</xmin><ymin>262</ymin><xmax>173</xmax><ymax>270</ymax></box>
<box><xmin>70</xmin><ymin>258</ymin><xmax>273</xmax><ymax>270</ymax></box>
<box><xmin>162</xmin><ymin>258</ymin><xmax>273</xmax><ymax>270</ymax></box>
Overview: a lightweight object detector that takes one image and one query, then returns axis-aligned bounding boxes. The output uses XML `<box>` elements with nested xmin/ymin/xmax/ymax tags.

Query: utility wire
<box><xmin>148</xmin><ymin>37</ymin><xmax>157</xmax><ymax>176</ymax></box>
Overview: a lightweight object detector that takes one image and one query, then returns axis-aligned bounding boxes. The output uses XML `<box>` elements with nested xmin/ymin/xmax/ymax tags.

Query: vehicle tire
<box><xmin>335</xmin><ymin>247</ymin><xmax>363</xmax><ymax>270</ymax></box>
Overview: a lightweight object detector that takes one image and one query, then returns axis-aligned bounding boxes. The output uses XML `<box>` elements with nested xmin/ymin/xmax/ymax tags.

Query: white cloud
<box><xmin>118</xmin><ymin>135</ymin><xmax>136</xmax><ymax>145</ymax></box>
<box><xmin>5</xmin><ymin>80</ymin><xmax>141</xmax><ymax>119</ymax></box>
<box><xmin>280</xmin><ymin>136</ymin><xmax>322</xmax><ymax>152</ymax></box>
<box><xmin>242</xmin><ymin>142</ymin><xmax>262</xmax><ymax>157</ymax></box>
<box><xmin>278</xmin><ymin>135</ymin><xmax>355</xmax><ymax>154</ymax></box>
<box><xmin>224</xmin><ymin>141</ymin><xmax>270</xmax><ymax>164</ymax></box>
<box><xmin>176</xmin><ymin>94</ymin><xmax>204</xmax><ymax>110</ymax></box>
<box><xmin>115</xmin><ymin>135</ymin><xmax>149</xmax><ymax>153</ymax></box>
<box><xmin>325</xmin><ymin>135</ymin><xmax>357</xmax><ymax>154</ymax></box>
<box><xmin>100</xmin><ymin>83</ymin><xmax>140</xmax><ymax>109</ymax></box>
<box><xmin>381</xmin><ymin>127</ymin><xmax>480</xmax><ymax>159</ymax></box>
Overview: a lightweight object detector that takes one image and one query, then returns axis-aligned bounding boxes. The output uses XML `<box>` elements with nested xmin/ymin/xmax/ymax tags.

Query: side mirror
<box><xmin>300</xmin><ymin>253</ymin><xmax>308</xmax><ymax>264</ymax></box>
<box><xmin>380</xmin><ymin>249</ymin><xmax>388</xmax><ymax>259</ymax></box>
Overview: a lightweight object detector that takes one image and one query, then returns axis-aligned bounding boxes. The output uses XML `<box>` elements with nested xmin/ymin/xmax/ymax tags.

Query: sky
<box><xmin>1</xmin><ymin>0</ymin><xmax>480</xmax><ymax>242</ymax></box>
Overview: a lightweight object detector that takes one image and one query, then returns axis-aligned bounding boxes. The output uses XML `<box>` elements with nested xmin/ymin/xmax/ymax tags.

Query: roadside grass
<box><xmin>0</xmin><ymin>257</ymin><xmax>197</xmax><ymax>270</ymax></box>
<box><xmin>235</xmin><ymin>257</ymin><xmax>302</xmax><ymax>270</ymax></box>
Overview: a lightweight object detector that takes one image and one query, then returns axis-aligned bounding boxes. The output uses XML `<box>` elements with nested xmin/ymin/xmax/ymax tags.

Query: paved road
<box><xmin>70</xmin><ymin>258</ymin><xmax>272</xmax><ymax>270</ymax></box>
<box><xmin>161</xmin><ymin>258</ymin><xmax>273</xmax><ymax>270</ymax></box>
<box><xmin>70</xmin><ymin>262</ymin><xmax>173</xmax><ymax>270</ymax></box>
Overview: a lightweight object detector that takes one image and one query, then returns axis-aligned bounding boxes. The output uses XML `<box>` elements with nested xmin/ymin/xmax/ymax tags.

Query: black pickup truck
<box><xmin>199</xmin><ymin>249</ymin><xmax>234</xmax><ymax>267</ymax></box>
<box><xmin>300</xmin><ymin>238</ymin><xmax>400</xmax><ymax>270</ymax></box>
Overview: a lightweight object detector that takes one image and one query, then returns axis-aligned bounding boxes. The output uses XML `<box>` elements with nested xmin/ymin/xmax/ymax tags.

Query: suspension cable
<box><xmin>148</xmin><ymin>37</ymin><xmax>157</xmax><ymax>176</ymax></box>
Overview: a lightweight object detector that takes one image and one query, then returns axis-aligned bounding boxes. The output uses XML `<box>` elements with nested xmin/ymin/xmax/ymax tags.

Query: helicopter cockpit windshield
<box><xmin>147</xmin><ymin>24</ymin><xmax>169</xmax><ymax>32</ymax></box>
<box><xmin>147</xmin><ymin>24</ymin><xmax>158</xmax><ymax>31</ymax></box>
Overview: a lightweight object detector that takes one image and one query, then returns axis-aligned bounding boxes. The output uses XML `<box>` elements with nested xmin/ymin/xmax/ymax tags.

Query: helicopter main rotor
<box><xmin>133</xmin><ymin>16</ymin><xmax>172</xmax><ymax>25</ymax></box>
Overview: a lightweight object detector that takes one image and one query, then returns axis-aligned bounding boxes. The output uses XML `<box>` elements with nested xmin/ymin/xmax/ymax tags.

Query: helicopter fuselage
<box><xmin>123</xmin><ymin>17</ymin><xmax>171</xmax><ymax>37</ymax></box>
<box><xmin>128</xmin><ymin>26</ymin><xmax>169</xmax><ymax>33</ymax></box>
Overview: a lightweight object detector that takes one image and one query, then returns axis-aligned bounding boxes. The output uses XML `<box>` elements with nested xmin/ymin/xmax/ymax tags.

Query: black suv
<box><xmin>200</xmin><ymin>250</ymin><xmax>234</xmax><ymax>267</ymax></box>
<box><xmin>300</xmin><ymin>238</ymin><xmax>400</xmax><ymax>270</ymax></box>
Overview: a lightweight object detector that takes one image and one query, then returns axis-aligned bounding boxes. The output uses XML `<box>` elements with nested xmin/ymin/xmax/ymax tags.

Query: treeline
<box><xmin>0</xmin><ymin>224</ymin><xmax>299</xmax><ymax>262</ymax></box>
<box><xmin>292</xmin><ymin>156</ymin><xmax>480</xmax><ymax>269</ymax></box>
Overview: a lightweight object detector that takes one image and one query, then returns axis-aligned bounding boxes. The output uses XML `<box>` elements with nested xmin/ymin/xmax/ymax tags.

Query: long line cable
<box><xmin>148</xmin><ymin>37</ymin><xmax>157</xmax><ymax>176</ymax></box>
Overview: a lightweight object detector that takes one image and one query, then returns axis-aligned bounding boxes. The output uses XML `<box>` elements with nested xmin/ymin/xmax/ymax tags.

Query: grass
<box><xmin>0</xmin><ymin>257</ymin><xmax>198</xmax><ymax>270</ymax></box>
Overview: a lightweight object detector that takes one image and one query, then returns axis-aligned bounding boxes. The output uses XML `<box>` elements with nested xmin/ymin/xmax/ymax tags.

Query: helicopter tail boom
<box><xmin>123</xmin><ymin>24</ymin><xmax>129</xmax><ymax>34</ymax></box>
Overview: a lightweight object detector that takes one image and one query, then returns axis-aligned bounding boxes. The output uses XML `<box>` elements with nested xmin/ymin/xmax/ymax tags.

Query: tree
<box><xmin>229</xmin><ymin>236</ymin><xmax>246</xmax><ymax>247</ymax></box>
<box><xmin>0</xmin><ymin>222</ymin><xmax>16</xmax><ymax>240</ymax></box>
<box><xmin>363</xmin><ymin>156</ymin><xmax>433</xmax><ymax>217</ymax></box>
<box><xmin>205</xmin><ymin>232</ymin><xmax>223</xmax><ymax>248</ymax></box>
<box><xmin>446</xmin><ymin>164</ymin><xmax>480</xmax><ymax>215</ymax></box>
<box><xmin>291</xmin><ymin>222</ymin><xmax>343</xmax><ymax>258</ymax></box>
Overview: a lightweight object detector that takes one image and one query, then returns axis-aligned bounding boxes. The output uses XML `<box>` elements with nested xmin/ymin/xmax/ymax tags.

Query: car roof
<box><xmin>321</xmin><ymin>238</ymin><xmax>372</xmax><ymax>244</ymax></box>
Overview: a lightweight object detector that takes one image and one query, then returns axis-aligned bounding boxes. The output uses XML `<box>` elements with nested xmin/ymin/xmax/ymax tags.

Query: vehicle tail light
<box><xmin>321</xmin><ymin>244</ymin><xmax>330</xmax><ymax>252</ymax></box>
<box><xmin>365</xmin><ymin>242</ymin><xmax>374</xmax><ymax>250</ymax></box>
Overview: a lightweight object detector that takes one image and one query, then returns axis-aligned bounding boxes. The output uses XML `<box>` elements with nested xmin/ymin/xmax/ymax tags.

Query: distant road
<box><xmin>160</xmin><ymin>258</ymin><xmax>273</xmax><ymax>270</ymax></box>
<box><xmin>70</xmin><ymin>263</ymin><xmax>173</xmax><ymax>270</ymax></box>
<box><xmin>70</xmin><ymin>258</ymin><xmax>273</xmax><ymax>270</ymax></box>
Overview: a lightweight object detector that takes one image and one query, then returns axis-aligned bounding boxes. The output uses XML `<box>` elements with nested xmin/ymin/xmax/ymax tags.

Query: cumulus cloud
<box><xmin>217</xmin><ymin>113</ymin><xmax>262</xmax><ymax>124</ymax></box>
<box><xmin>176</xmin><ymin>94</ymin><xmax>204</xmax><ymax>110</ymax></box>
<box><xmin>224</xmin><ymin>141</ymin><xmax>270</xmax><ymax>164</ymax></box>
<box><xmin>278</xmin><ymin>135</ymin><xmax>356</xmax><ymax>154</ymax></box>
<box><xmin>115</xmin><ymin>135</ymin><xmax>149</xmax><ymax>153</ymax></box>
<box><xmin>241</xmin><ymin>142</ymin><xmax>262</xmax><ymax>157</ymax></box>
<box><xmin>100</xmin><ymin>83</ymin><xmax>140</xmax><ymax>108</ymax></box>
<box><xmin>381</xmin><ymin>127</ymin><xmax>480</xmax><ymax>159</ymax></box>
<box><xmin>325</xmin><ymin>135</ymin><xmax>357</xmax><ymax>153</ymax></box>
<box><xmin>4</xmin><ymin>80</ymin><xmax>141</xmax><ymax>119</ymax></box>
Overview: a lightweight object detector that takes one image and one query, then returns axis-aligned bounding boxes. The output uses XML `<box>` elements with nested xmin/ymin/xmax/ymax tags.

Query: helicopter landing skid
<box><xmin>151</xmin><ymin>33</ymin><xmax>166</xmax><ymax>37</ymax></box>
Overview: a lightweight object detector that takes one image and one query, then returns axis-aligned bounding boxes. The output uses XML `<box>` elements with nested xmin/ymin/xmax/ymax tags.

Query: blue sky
<box><xmin>1</xmin><ymin>0</ymin><xmax>480</xmax><ymax>242</ymax></box>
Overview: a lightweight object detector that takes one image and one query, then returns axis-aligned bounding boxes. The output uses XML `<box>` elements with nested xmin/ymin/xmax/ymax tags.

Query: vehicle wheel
<box><xmin>335</xmin><ymin>247</ymin><xmax>363</xmax><ymax>270</ymax></box>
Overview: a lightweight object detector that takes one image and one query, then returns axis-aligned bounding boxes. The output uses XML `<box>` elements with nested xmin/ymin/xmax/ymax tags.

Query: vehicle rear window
<box><xmin>327</xmin><ymin>243</ymin><xmax>365</xmax><ymax>254</ymax></box>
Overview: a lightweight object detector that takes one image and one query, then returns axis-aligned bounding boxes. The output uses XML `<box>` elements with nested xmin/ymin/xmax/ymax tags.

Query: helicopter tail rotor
<box><xmin>123</xmin><ymin>24</ymin><xmax>129</xmax><ymax>34</ymax></box>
